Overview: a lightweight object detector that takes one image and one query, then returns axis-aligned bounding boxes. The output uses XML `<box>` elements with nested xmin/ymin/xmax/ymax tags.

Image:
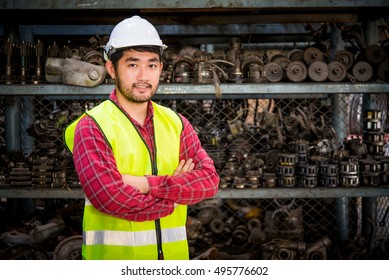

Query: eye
<box><xmin>128</xmin><ymin>63</ymin><xmax>137</xmax><ymax>68</ymax></box>
<box><xmin>149</xmin><ymin>64</ymin><xmax>158</xmax><ymax>69</ymax></box>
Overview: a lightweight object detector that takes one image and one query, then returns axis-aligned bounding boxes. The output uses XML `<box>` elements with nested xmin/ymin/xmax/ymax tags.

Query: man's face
<box><xmin>107</xmin><ymin>49</ymin><xmax>163</xmax><ymax>103</ymax></box>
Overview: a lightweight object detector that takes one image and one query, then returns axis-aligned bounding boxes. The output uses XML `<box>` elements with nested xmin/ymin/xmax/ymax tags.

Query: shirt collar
<box><xmin>109</xmin><ymin>88</ymin><xmax>155</xmax><ymax>124</ymax></box>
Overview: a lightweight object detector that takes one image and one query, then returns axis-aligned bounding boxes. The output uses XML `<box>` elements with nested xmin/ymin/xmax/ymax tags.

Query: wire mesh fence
<box><xmin>0</xmin><ymin>91</ymin><xmax>388</xmax><ymax>259</ymax></box>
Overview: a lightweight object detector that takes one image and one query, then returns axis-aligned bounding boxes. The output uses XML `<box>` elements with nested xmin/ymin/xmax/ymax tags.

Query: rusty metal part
<box><xmin>334</xmin><ymin>50</ymin><xmax>355</xmax><ymax>70</ymax></box>
<box><xmin>82</xmin><ymin>50</ymin><xmax>105</xmax><ymax>66</ymax></box>
<box><xmin>272</xmin><ymin>56</ymin><xmax>289</xmax><ymax>72</ymax></box>
<box><xmin>53</xmin><ymin>235</ymin><xmax>83</xmax><ymax>260</ymax></box>
<box><xmin>304</xmin><ymin>47</ymin><xmax>324</xmax><ymax>65</ymax></box>
<box><xmin>2</xmin><ymin>39</ymin><xmax>16</xmax><ymax>84</ymax></box>
<box><xmin>209</xmin><ymin>219</ymin><xmax>225</xmax><ymax>235</ymax></box>
<box><xmin>328</xmin><ymin>61</ymin><xmax>347</xmax><ymax>82</ymax></box>
<box><xmin>264</xmin><ymin>62</ymin><xmax>283</xmax><ymax>82</ymax></box>
<box><xmin>242</xmin><ymin>55</ymin><xmax>265</xmax><ymax>83</ymax></box>
<box><xmin>308</xmin><ymin>61</ymin><xmax>329</xmax><ymax>82</ymax></box>
<box><xmin>364</xmin><ymin>44</ymin><xmax>386</xmax><ymax>65</ymax></box>
<box><xmin>286</xmin><ymin>60</ymin><xmax>307</xmax><ymax>82</ymax></box>
<box><xmin>377</xmin><ymin>59</ymin><xmax>389</xmax><ymax>81</ymax></box>
<box><xmin>45</xmin><ymin>58</ymin><xmax>107</xmax><ymax>87</ymax></box>
<box><xmin>192</xmin><ymin>247</ymin><xmax>218</xmax><ymax>260</ymax></box>
<box><xmin>0</xmin><ymin>244</ymin><xmax>50</xmax><ymax>260</ymax></box>
<box><xmin>287</xmin><ymin>49</ymin><xmax>304</xmax><ymax>62</ymax></box>
<box><xmin>305</xmin><ymin>236</ymin><xmax>332</xmax><ymax>260</ymax></box>
<box><xmin>352</xmin><ymin>61</ymin><xmax>373</xmax><ymax>82</ymax></box>
<box><xmin>31</xmin><ymin>40</ymin><xmax>45</xmax><ymax>84</ymax></box>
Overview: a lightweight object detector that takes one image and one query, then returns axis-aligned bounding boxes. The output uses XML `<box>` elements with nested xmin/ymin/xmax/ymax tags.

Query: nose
<box><xmin>137</xmin><ymin>65</ymin><xmax>149</xmax><ymax>81</ymax></box>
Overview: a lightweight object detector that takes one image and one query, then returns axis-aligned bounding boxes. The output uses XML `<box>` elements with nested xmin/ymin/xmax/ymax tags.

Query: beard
<box><xmin>116</xmin><ymin>76</ymin><xmax>156</xmax><ymax>103</ymax></box>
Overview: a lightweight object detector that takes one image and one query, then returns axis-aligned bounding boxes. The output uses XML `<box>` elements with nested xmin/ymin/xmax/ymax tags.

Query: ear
<box><xmin>105</xmin><ymin>60</ymin><xmax>116</xmax><ymax>79</ymax></box>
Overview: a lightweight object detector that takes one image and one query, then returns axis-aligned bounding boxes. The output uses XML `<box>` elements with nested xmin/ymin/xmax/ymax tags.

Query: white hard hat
<box><xmin>104</xmin><ymin>15</ymin><xmax>167</xmax><ymax>60</ymax></box>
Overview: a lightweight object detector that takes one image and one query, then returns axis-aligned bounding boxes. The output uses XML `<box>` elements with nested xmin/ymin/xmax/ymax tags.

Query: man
<box><xmin>64</xmin><ymin>16</ymin><xmax>220</xmax><ymax>260</ymax></box>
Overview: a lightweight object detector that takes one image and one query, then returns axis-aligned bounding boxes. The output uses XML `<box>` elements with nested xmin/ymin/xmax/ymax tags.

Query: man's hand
<box><xmin>122</xmin><ymin>174</ymin><xmax>149</xmax><ymax>194</ymax></box>
<box><xmin>173</xmin><ymin>158</ymin><xmax>195</xmax><ymax>175</ymax></box>
<box><xmin>122</xmin><ymin>158</ymin><xmax>195</xmax><ymax>194</ymax></box>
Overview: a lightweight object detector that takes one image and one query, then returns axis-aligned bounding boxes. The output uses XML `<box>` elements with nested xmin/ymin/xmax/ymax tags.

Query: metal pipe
<box><xmin>361</xmin><ymin>18</ymin><xmax>379</xmax><ymax>243</ymax></box>
<box><xmin>331</xmin><ymin>24</ymin><xmax>350</xmax><ymax>241</ymax></box>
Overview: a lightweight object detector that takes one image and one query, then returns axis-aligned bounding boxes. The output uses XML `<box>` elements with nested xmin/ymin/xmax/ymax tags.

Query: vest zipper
<box><xmin>155</xmin><ymin>219</ymin><xmax>164</xmax><ymax>260</ymax></box>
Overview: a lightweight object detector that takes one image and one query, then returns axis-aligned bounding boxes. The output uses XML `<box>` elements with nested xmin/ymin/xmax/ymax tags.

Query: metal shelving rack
<box><xmin>0</xmin><ymin>1</ymin><xmax>388</xmax><ymax>198</ymax></box>
<box><xmin>0</xmin><ymin>1</ymin><xmax>388</xmax><ymax>252</ymax></box>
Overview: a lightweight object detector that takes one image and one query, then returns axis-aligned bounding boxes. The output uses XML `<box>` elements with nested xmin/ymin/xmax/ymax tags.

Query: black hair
<box><xmin>110</xmin><ymin>46</ymin><xmax>162</xmax><ymax>70</ymax></box>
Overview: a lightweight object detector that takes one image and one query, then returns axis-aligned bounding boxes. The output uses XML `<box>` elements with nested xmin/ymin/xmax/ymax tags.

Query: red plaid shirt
<box><xmin>72</xmin><ymin>90</ymin><xmax>219</xmax><ymax>222</ymax></box>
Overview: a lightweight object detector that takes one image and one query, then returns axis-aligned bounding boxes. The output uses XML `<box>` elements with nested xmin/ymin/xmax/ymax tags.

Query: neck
<box><xmin>117</xmin><ymin>95</ymin><xmax>149</xmax><ymax>126</ymax></box>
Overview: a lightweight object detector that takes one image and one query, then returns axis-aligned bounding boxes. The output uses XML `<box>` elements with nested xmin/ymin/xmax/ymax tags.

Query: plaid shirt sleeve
<box><xmin>72</xmin><ymin>116</ymin><xmax>175</xmax><ymax>222</ymax></box>
<box><xmin>147</xmin><ymin>114</ymin><xmax>220</xmax><ymax>205</ymax></box>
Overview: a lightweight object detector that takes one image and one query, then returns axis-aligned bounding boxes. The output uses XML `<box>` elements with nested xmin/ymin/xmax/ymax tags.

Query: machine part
<box><xmin>328</xmin><ymin>61</ymin><xmax>347</xmax><ymax>82</ymax></box>
<box><xmin>361</xmin><ymin>171</ymin><xmax>381</xmax><ymax>186</ymax></box>
<box><xmin>18</xmin><ymin>41</ymin><xmax>30</xmax><ymax>84</ymax></box>
<box><xmin>0</xmin><ymin>218</ymin><xmax>66</xmax><ymax>245</ymax></box>
<box><xmin>233</xmin><ymin>177</ymin><xmax>246</xmax><ymax>189</ymax></box>
<box><xmin>266</xmin><ymin>206</ymin><xmax>304</xmax><ymax>241</ymax></box>
<box><xmin>231</xmin><ymin>225</ymin><xmax>249</xmax><ymax>245</ymax></box>
<box><xmin>262</xmin><ymin>239</ymin><xmax>305</xmax><ymax>260</ymax></box>
<box><xmin>209</xmin><ymin>219</ymin><xmax>225</xmax><ymax>235</ymax></box>
<box><xmin>45</xmin><ymin>58</ymin><xmax>65</xmax><ymax>83</ymax></box>
<box><xmin>278</xmin><ymin>176</ymin><xmax>296</xmax><ymax>188</ymax></box>
<box><xmin>352</xmin><ymin>61</ymin><xmax>373</xmax><ymax>82</ymax></box>
<box><xmin>319</xmin><ymin>175</ymin><xmax>339</xmax><ymax>187</ymax></box>
<box><xmin>192</xmin><ymin>247</ymin><xmax>218</xmax><ymax>260</ymax></box>
<box><xmin>334</xmin><ymin>49</ymin><xmax>355</xmax><ymax>70</ymax></box>
<box><xmin>297</xmin><ymin>176</ymin><xmax>318</xmax><ymax>188</ymax></box>
<box><xmin>2</xmin><ymin>39</ymin><xmax>16</xmax><ymax>84</ymax></box>
<box><xmin>262</xmin><ymin>172</ymin><xmax>277</xmax><ymax>187</ymax></box>
<box><xmin>339</xmin><ymin>161</ymin><xmax>359</xmax><ymax>175</ymax></box>
<box><xmin>364</xmin><ymin>44</ymin><xmax>386</xmax><ymax>65</ymax></box>
<box><xmin>64</xmin><ymin>58</ymin><xmax>107</xmax><ymax>86</ymax></box>
<box><xmin>287</xmin><ymin>49</ymin><xmax>304</xmax><ymax>62</ymax></box>
<box><xmin>305</xmin><ymin>236</ymin><xmax>332</xmax><ymax>260</ymax></box>
<box><xmin>303</xmin><ymin>47</ymin><xmax>324</xmax><ymax>65</ymax></box>
<box><xmin>82</xmin><ymin>50</ymin><xmax>104</xmax><ymax>66</ymax></box>
<box><xmin>319</xmin><ymin>164</ymin><xmax>338</xmax><ymax>176</ymax></box>
<box><xmin>264</xmin><ymin>62</ymin><xmax>283</xmax><ymax>82</ymax></box>
<box><xmin>31</xmin><ymin>40</ymin><xmax>45</xmax><ymax>84</ymax></box>
<box><xmin>339</xmin><ymin>175</ymin><xmax>359</xmax><ymax>187</ymax></box>
<box><xmin>242</xmin><ymin>55</ymin><xmax>265</xmax><ymax>83</ymax></box>
<box><xmin>245</xmin><ymin>170</ymin><xmax>261</xmax><ymax>188</ymax></box>
<box><xmin>0</xmin><ymin>244</ymin><xmax>50</xmax><ymax>260</ymax></box>
<box><xmin>53</xmin><ymin>235</ymin><xmax>83</xmax><ymax>260</ymax></box>
<box><xmin>377</xmin><ymin>59</ymin><xmax>389</xmax><ymax>81</ymax></box>
<box><xmin>286</xmin><ymin>60</ymin><xmax>307</xmax><ymax>82</ymax></box>
<box><xmin>277</xmin><ymin>165</ymin><xmax>295</xmax><ymax>176</ymax></box>
<box><xmin>308</xmin><ymin>61</ymin><xmax>329</xmax><ymax>82</ymax></box>
<box><xmin>278</xmin><ymin>153</ymin><xmax>298</xmax><ymax>166</ymax></box>
<box><xmin>297</xmin><ymin>163</ymin><xmax>318</xmax><ymax>177</ymax></box>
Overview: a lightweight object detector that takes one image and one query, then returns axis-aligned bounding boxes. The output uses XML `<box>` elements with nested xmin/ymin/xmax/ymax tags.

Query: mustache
<box><xmin>133</xmin><ymin>83</ymin><xmax>152</xmax><ymax>88</ymax></box>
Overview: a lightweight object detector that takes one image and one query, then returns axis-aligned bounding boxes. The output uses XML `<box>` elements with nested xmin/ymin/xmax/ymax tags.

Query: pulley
<box><xmin>286</xmin><ymin>61</ymin><xmax>307</xmax><ymax>82</ymax></box>
<box><xmin>264</xmin><ymin>62</ymin><xmax>283</xmax><ymax>82</ymax></box>
<box><xmin>352</xmin><ymin>61</ymin><xmax>373</xmax><ymax>82</ymax></box>
<box><xmin>308</xmin><ymin>61</ymin><xmax>329</xmax><ymax>82</ymax></box>
<box><xmin>328</xmin><ymin>61</ymin><xmax>347</xmax><ymax>82</ymax></box>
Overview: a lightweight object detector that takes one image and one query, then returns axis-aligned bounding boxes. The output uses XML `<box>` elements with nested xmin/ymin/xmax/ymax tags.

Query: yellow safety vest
<box><xmin>64</xmin><ymin>100</ymin><xmax>188</xmax><ymax>260</ymax></box>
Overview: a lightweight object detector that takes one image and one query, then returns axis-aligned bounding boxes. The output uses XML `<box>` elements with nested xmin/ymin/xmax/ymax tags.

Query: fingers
<box><xmin>173</xmin><ymin>158</ymin><xmax>195</xmax><ymax>175</ymax></box>
<box><xmin>181</xmin><ymin>158</ymin><xmax>194</xmax><ymax>173</ymax></box>
<box><xmin>173</xmin><ymin>160</ymin><xmax>186</xmax><ymax>175</ymax></box>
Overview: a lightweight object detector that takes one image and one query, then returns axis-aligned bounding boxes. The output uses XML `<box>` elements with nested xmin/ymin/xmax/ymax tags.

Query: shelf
<box><xmin>1</xmin><ymin>0</ymin><xmax>387</xmax><ymax>10</ymax></box>
<box><xmin>0</xmin><ymin>83</ymin><xmax>388</xmax><ymax>99</ymax></box>
<box><xmin>1</xmin><ymin>186</ymin><xmax>389</xmax><ymax>199</ymax></box>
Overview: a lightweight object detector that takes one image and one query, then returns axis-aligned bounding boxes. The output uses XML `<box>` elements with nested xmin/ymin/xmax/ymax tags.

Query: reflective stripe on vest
<box><xmin>83</xmin><ymin>226</ymin><xmax>187</xmax><ymax>247</ymax></box>
<box><xmin>64</xmin><ymin>100</ymin><xmax>188</xmax><ymax>260</ymax></box>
